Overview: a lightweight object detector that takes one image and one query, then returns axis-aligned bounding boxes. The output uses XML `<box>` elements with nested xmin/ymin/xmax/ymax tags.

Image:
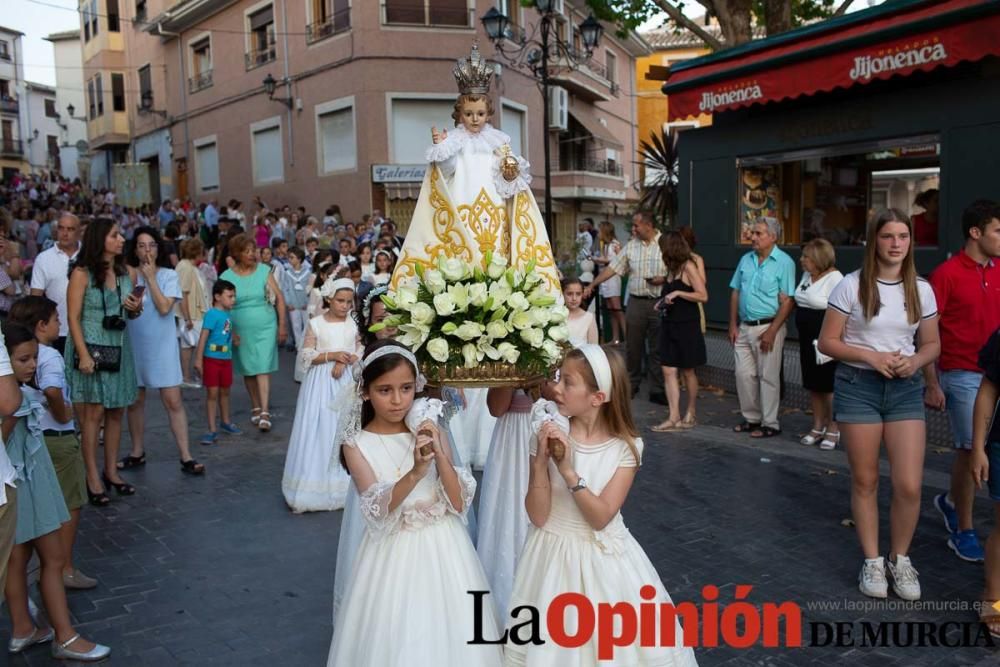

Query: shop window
<box><xmin>736</xmin><ymin>135</ymin><xmax>941</xmax><ymax>247</ymax></box>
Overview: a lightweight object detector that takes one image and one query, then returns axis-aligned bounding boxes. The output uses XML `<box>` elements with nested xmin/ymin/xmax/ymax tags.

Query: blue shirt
<box><xmin>204</xmin><ymin>204</ymin><xmax>219</xmax><ymax>228</ymax></box>
<box><xmin>158</xmin><ymin>208</ymin><xmax>176</xmax><ymax>226</ymax></box>
<box><xmin>729</xmin><ymin>246</ymin><xmax>796</xmax><ymax>322</ymax></box>
<box><xmin>202</xmin><ymin>308</ymin><xmax>233</xmax><ymax>360</ymax></box>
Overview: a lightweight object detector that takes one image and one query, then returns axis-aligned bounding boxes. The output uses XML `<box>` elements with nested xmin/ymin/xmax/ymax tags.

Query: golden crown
<box><xmin>453</xmin><ymin>42</ymin><xmax>494</xmax><ymax>95</ymax></box>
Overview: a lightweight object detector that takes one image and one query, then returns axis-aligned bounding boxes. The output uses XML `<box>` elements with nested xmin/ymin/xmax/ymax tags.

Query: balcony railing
<box><xmin>188</xmin><ymin>70</ymin><xmax>213</xmax><ymax>93</ymax></box>
<box><xmin>306</xmin><ymin>7</ymin><xmax>351</xmax><ymax>44</ymax></box>
<box><xmin>0</xmin><ymin>96</ymin><xmax>18</xmax><ymax>114</ymax></box>
<box><xmin>0</xmin><ymin>139</ymin><xmax>24</xmax><ymax>157</ymax></box>
<box><xmin>609</xmin><ymin>81</ymin><xmax>620</xmax><ymax>97</ymax></box>
<box><xmin>559</xmin><ymin>158</ymin><xmax>623</xmax><ymax>177</ymax></box>
<box><xmin>381</xmin><ymin>2</ymin><xmax>474</xmax><ymax>28</ymax></box>
<box><xmin>245</xmin><ymin>40</ymin><xmax>277</xmax><ymax>70</ymax></box>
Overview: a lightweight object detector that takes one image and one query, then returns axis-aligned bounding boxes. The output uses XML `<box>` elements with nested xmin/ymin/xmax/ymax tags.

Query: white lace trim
<box><xmin>424</xmin><ymin>124</ymin><xmax>511</xmax><ymax>163</ymax></box>
<box><xmin>440</xmin><ymin>465</ymin><xmax>477</xmax><ymax>524</ymax></box>
<box><xmin>492</xmin><ymin>153</ymin><xmax>532</xmax><ymax>198</ymax></box>
<box><xmin>298</xmin><ymin>347</ymin><xmax>321</xmax><ymax>376</ymax></box>
<box><xmin>358</xmin><ymin>479</ymin><xmax>402</xmax><ymax>539</ymax></box>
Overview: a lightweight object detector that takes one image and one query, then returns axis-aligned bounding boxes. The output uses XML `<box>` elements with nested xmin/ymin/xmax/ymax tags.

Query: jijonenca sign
<box><xmin>371</xmin><ymin>164</ymin><xmax>427</xmax><ymax>183</ymax></box>
<box><xmin>849</xmin><ymin>42</ymin><xmax>948</xmax><ymax>81</ymax></box>
<box><xmin>699</xmin><ymin>84</ymin><xmax>764</xmax><ymax>112</ymax></box>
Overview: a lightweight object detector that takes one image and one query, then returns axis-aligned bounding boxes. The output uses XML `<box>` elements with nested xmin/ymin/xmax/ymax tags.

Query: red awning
<box><xmin>664</xmin><ymin>0</ymin><xmax>1000</xmax><ymax>121</ymax></box>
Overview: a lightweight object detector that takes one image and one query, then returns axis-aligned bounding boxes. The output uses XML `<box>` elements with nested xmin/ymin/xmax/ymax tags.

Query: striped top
<box><xmin>609</xmin><ymin>233</ymin><xmax>666</xmax><ymax>298</ymax></box>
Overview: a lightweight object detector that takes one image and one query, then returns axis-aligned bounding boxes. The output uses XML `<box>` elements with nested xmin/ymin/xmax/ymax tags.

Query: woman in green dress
<box><xmin>65</xmin><ymin>219</ymin><xmax>142</xmax><ymax>506</ymax></box>
<box><xmin>220</xmin><ymin>233</ymin><xmax>287</xmax><ymax>432</ymax></box>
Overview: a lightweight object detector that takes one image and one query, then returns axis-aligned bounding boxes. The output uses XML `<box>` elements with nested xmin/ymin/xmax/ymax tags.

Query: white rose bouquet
<box><xmin>370</xmin><ymin>251</ymin><xmax>568</xmax><ymax>386</ymax></box>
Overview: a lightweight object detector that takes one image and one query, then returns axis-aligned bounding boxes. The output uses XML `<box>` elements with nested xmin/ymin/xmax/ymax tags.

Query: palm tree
<box><xmin>636</xmin><ymin>129</ymin><xmax>680</xmax><ymax>227</ymax></box>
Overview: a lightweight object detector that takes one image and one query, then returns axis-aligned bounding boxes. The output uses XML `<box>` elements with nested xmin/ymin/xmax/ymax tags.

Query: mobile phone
<box><xmin>131</xmin><ymin>284</ymin><xmax>146</xmax><ymax>300</ymax></box>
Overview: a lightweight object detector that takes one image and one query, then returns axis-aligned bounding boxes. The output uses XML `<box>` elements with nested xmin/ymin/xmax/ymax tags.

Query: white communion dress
<box><xmin>280</xmin><ymin>315</ymin><xmax>359</xmax><ymax>513</ymax></box>
<box><xmin>504</xmin><ymin>401</ymin><xmax>699</xmax><ymax>666</ymax></box>
<box><xmin>476</xmin><ymin>390</ymin><xmax>534</xmax><ymax>617</ymax></box>
<box><xmin>327</xmin><ymin>429</ymin><xmax>503</xmax><ymax>666</ymax></box>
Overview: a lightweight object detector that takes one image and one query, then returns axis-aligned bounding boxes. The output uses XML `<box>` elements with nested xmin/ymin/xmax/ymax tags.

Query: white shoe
<box><xmin>858</xmin><ymin>557</ymin><xmax>888</xmax><ymax>598</ymax></box>
<box><xmin>886</xmin><ymin>554</ymin><xmax>921</xmax><ymax>600</ymax></box>
<box><xmin>800</xmin><ymin>428</ymin><xmax>826</xmax><ymax>445</ymax></box>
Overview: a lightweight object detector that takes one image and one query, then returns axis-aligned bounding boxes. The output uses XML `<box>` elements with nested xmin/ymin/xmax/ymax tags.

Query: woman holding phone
<box><xmin>118</xmin><ymin>226</ymin><xmax>205</xmax><ymax>476</ymax></box>
<box><xmin>65</xmin><ymin>218</ymin><xmax>143</xmax><ymax>506</ymax></box>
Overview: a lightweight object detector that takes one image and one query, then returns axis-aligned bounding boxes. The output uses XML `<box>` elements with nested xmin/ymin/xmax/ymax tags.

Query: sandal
<box><xmin>651</xmin><ymin>419</ymin><xmax>683</xmax><ymax>433</ymax></box>
<box><xmin>87</xmin><ymin>484</ymin><xmax>110</xmax><ymax>507</ymax></box>
<box><xmin>733</xmin><ymin>421</ymin><xmax>761</xmax><ymax>433</ymax></box>
<box><xmin>258</xmin><ymin>411</ymin><xmax>272</xmax><ymax>432</ymax></box>
<box><xmin>180</xmin><ymin>459</ymin><xmax>206</xmax><ymax>475</ymax></box>
<box><xmin>750</xmin><ymin>426</ymin><xmax>782</xmax><ymax>439</ymax></box>
<box><xmin>679</xmin><ymin>414</ymin><xmax>697</xmax><ymax>429</ymax></box>
<box><xmin>980</xmin><ymin>601</ymin><xmax>1000</xmax><ymax>640</ymax></box>
<box><xmin>102</xmin><ymin>474</ymin><xmax>136</xmax><ymax>496</ymax></box>
<box><xmin>116</xmin><ymin>453</ymin><xmax>146</xmax><ymax>469</ymax></box>
<box><xmin>800</xmin><ymin>428</ymin><xmax>826</xmax><ymax>446</ymax></box>
<box><xmin>819</xmin><ymin>431</ymin><xmax>841</xmax><ymax>450</ymax></box>
<box><xmin>250</xmin><ymin>407</ymin><xmax>262</xmax><ymax>426</ymax></box>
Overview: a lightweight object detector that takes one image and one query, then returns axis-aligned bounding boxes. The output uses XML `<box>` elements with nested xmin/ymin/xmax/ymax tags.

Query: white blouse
<box><xmin>794</xmin><ymin>270</ymin><xmax>844</xmax><ymax>310</ymax></box>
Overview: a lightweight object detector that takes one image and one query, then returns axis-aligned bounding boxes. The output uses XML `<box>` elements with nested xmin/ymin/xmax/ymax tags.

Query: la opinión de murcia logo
<box><xmin>849</xmin><ymin>41</ymin><xmax>948</xmax><ymax>81</ymax></box>
<box><xmin>698</xmin><ymin>83</ymin><xmax>763</xmax><ymax>112</ymax></box>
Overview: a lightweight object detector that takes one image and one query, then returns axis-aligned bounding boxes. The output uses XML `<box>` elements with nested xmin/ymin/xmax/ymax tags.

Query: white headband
<box><xmin>578</xmin><ymin>344</ymin><xmax>612</xmax><ymax>403</ymax></box>
<box><xmin>363</xmin><ymin>344</ymin><xmax>426</xmax><ymax>393</ymax></box>
<box><xmin>320</xmin><ymin>277</ymin><xmax>355</xmax><ymax>298</ymax></box>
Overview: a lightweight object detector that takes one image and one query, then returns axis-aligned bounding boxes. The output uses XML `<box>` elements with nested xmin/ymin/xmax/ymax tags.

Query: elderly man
<box><xmin>729</xmin><ymin>218</ymin><xmax>796</xmax><ymax>438</ymax></box>
<box><xmin>30</xmin><ymin>212</ymin><xmax>82</xmax><ymax>354</ymax></box>
<box><xmin>585</xmin><ymin>211</ymin><xmax>667</xmax><ymax>404</ymax></box>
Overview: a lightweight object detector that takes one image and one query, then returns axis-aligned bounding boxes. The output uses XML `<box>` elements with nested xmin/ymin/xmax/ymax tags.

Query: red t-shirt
<box><xmin>912</xmin><ymin>213</ymin><xmax>938</xmax><ymax>246</ymax></box>
<box><xmin>929</xmin><ymin>250</ymin><xmax>1000</xmax><ymax>372</ymax></box>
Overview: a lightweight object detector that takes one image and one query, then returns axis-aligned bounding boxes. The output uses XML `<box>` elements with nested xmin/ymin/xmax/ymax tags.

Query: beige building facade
<box><xmin>79</xmin><ymin>0</ymin><xmax>647</xmax><ymax>250</ymax></box>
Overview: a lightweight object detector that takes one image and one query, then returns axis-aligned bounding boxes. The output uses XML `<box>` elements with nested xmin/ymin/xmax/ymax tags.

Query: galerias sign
<box><xmin>849</xmin><ymin>41</ymin><xmax>948</xmax><ymax>81</ymax></box>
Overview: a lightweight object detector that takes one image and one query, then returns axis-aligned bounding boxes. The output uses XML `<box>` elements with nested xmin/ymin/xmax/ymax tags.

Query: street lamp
<box><xmin>138</xmin><ymin>90</ymin><xmax>168</xmax><ymax>118</ymax></box>
<box><xmin>66</xmin><ymin>103</ymin><xmax>88</xmax><ymax>121</ymax></box>
<box><xmin>263</xmin><ymin>73</ymin><xmax>293</xmax><ymax>109</ymax></box>
<box><xmin>481</xmin><ymin>3</ymin><xmax>604</xmax><ymax>239</ymax></box>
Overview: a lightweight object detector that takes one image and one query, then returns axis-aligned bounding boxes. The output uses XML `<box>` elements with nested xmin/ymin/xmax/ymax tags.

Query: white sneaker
<box><xmin>858</xmin><ymin>557</ymin><xmax>888</xmax><ymax>598</ymax></box>
<box><xmin>886</xmin><ymin>554</ymin><xmax>921</xmax><ymax>600</ymax></box>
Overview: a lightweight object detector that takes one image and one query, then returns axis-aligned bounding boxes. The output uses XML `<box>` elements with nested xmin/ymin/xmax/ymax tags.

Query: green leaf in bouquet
<box><xmin>441</xmin><ymin>321</ymin><xmax>458</xmax><ymax>335</ymax></box>
<box><xmin>414</xmin><ymin>262</ymin><xmax>425</xmax><ymax>279</ymax></box>
<box><xmin>380</xmin><ymin>294</ymin><xmax>397</xmax><ymax>310</ymax></box>
<box><xmin>368</xmin><ymin>322</ymin><xmax>387</xmax><ymax>333</ymax></box>
<box><xmin>505</xmin><ymin>268</ymin><xmax>516</xmax><ymax>288</ymax></box>
<box><xmin>489</xmin><ymin>306</ymin><xmax>508</xmax><ymax>322</ymax></box>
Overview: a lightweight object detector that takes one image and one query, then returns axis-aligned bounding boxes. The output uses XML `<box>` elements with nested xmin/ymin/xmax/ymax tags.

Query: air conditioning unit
<box><xmin>549</xmin><ymin>86</ymin><xmax>568</xmax><ymax>130</ymax></box>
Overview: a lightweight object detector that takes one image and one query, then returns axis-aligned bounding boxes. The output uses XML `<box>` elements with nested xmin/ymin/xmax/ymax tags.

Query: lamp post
<box><xmin>481</xmin><ymin>2</ymin><xmax>603</xmax><ymax>241</ymax></box>
<box><xmin>262</xmin><ymin>73</ymin><xmax>294</xmax><ymax>109</ymax></box>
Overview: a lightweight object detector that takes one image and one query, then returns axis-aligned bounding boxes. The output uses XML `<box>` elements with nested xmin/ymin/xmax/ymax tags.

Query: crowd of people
<box><xmin>2</xmin><ymin>162</ymin><xmax>1000</xmax><ymax>659</ymax></box>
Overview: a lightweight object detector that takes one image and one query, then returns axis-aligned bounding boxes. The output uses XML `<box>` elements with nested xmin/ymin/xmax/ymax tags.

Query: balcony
<box><xmin>551</xmin><ymin>159</ymin><xmax>626</xmax><ymax>201</ymax></box>
<box><xmin>381</xmin><ymin>2</ymin><xmax>474</xmax><ymax>29</ymax></box>
<box><xmin>549</xmin><ymin>48</ymin><xmax>620</xmax><ymax>102</ymax></box>
<box><xmin>0</xmin><ymin>96</ymin><xmax>18</xmax><ymax>114</ymax></box>
<box><xmin>245</xmin><ymin>42</ymin><xmax>276</xmax><ymax>70</ymax></box>
<box><xmin>188</xmin><ymin>70</ymin><xmax>213</xmax><ymax>93</ymax></box>
<box><xmin>306</xmin><ymin>7</ymin><xmax>350</xmax><ymax>44</ymax></box>
<box><xmin>0</xmin><ymin>139</ymin><xmax>24</xmax><ymax>158</ymax></box>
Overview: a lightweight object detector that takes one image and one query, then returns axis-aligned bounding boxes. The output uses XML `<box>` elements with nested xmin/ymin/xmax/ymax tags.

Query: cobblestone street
<box><xmin>3</xmin><ymin>349</ymin><xmax>999</xmax><ymax>665</ymax></box>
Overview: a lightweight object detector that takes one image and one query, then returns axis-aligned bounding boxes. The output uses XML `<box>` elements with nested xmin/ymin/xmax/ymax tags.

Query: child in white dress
<box><xmin>281</xmin><ymin>278</ymin><xmax>360</xmax><ymax>512</ymax></box>
<box><xmin>506</xmin><ymin>345</ymin><xmax>698</xmax><ymax>666</ymax></box>
<box><xmin>328</xmin><ymin>340</ymin><xmax>503</xmax><ymax>666</ymax></box>
<box><xmin>564</xmin><ymin>278</ymin><xmax>598</xmax><ymax>347</ymax></box>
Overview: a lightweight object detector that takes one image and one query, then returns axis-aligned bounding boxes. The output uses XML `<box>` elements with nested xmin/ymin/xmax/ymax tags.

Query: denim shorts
<box><xmin>987</xmin><ymin>442</ymin><xmax>1000</xmax><ymax>502</ymax></box>
<box><xmin>833</xmin><ymin>365</ymin><xmax>926</xmax><ymax>424</ymax></box>
<box><xmin>939</xmin><ymin>370</ymin><xmax>982</xmax><ymax>449</ymax></box>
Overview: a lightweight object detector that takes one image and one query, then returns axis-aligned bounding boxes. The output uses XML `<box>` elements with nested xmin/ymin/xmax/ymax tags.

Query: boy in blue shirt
<box><xmin>195</xmin><ymin>280</ymin><xmax>241</xmax><ymax>445</ymax></box>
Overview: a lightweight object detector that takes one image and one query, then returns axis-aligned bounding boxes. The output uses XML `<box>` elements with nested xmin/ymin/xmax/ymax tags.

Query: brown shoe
<box><xmin>62</xmin><ymin>568</ymin><xmax>98</xmax><ymax>590</ymax></box>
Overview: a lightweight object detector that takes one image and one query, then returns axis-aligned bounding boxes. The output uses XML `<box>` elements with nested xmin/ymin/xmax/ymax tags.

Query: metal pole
<box><xmin>540</xmin><ymin>17</ymin><xmax>553</xmax><ymax>242</ymax></box>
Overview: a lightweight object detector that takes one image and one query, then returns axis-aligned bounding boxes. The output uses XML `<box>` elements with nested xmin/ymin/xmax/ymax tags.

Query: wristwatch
<box><xmin>570</xmin><ymin>477</ymin><xmax>587</xmax><ymax>493</ymax></box>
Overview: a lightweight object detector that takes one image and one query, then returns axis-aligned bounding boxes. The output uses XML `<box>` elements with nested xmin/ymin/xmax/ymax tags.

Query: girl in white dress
<box><xmin>477</xmin><ymin>387</ymin><xmax>534</xmax><ymax>618</ymax></box>
<box><xmin>281</xmin><ymin>278</ymin><xmax>360</xmax><ymax>512</ymax></box>
<box><xmin>507</xmin><ymin>345</ymin><xmax>698</xmax><ymax>666</ymax></box>
<box><xmin>328</xmin><ymin>340</ymin><xmax>503</xmax><ymax>666</ymax></box>
<box><xmin>563</xmin><ymin>278</ymin><xmax>598</xmax><ymax>347</ymax></box>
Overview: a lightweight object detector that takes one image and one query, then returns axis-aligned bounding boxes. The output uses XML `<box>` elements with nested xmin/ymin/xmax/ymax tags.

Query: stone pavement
<box><xmin>2</xmin><ymin>348</ymin><xmax>998</xmax><ymax>665</ymax></box>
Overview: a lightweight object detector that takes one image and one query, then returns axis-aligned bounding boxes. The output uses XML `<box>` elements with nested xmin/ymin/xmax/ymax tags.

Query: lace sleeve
<box><xmin>493</xmin><ymin>153</ymin><xmax>532</xmax><ymax>199</ymax></box>
<box><xmin>358</xmin><ymin>479</ymin><xmax>404</xmax><ymax>539</ymax></box>
<box><xmin>298</xmin><ymin>320</ymin><xmax>320</xmax><ymax>375</ymax></box>
<box><xmin>439</xmin><ymin>466</ymin><xmax>476</xmax><ymax>524</ymax></box>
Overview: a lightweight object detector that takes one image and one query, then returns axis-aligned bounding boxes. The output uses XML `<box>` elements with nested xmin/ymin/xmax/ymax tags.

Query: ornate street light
<box><xmin>481</xmin><ymin>3</ymin><xmax>604</xmax><ymax>238</ymax></box>
<box><xmin>138</xmin><ymin>90</ymin><xmax>168</xmax><ymax>118</ymax></box>
<box><xmin>263</xmin><ymin>73</ymin><xmax>293</xmax><ymax>109</ymax></box>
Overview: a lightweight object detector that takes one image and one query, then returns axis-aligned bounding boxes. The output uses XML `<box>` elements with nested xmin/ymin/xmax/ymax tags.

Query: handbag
<box><xmin>75</xmin><ymin>343</ymin><xmax>122</xmax><ymax>372</ymax></box>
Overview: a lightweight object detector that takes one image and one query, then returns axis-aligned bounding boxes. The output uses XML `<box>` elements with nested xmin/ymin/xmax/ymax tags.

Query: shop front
<box><xmin>661</xmin><ymin>0</ymin><xmax>1000</xmax><ymax>325</ymax></box>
